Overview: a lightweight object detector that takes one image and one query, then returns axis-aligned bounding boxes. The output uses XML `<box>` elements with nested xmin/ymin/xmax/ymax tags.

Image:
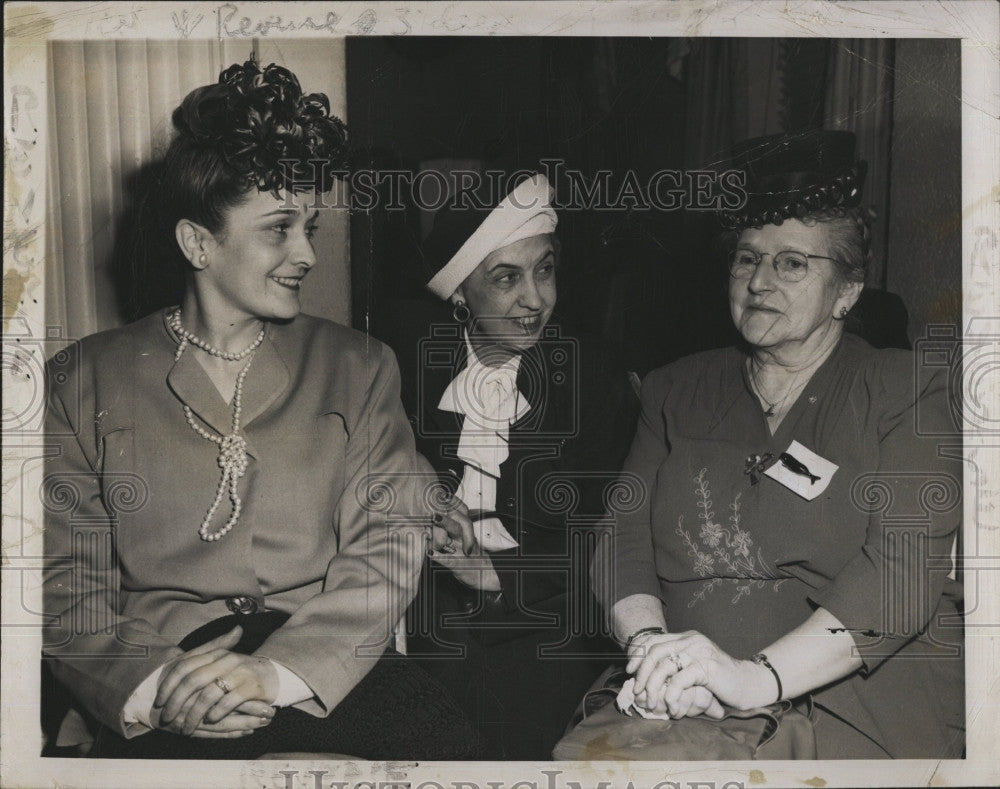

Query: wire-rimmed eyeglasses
<box><xmin>728</xmin><ymin>249</ymin><xmax>838</xmax><ymax>283</ymax></box>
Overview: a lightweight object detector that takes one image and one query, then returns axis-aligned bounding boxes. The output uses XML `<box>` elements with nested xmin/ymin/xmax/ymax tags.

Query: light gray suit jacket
<box><xmin>43</xmin><ymin>310</ymin><xmax>432</xmax><ymax>734</ymax></box>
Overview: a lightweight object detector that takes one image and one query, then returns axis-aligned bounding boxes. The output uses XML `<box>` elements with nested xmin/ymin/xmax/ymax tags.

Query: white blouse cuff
<box><xmin>119</xmin><ymin>658</ymin><xmax>315</xmax><ymax>736</ymax></box>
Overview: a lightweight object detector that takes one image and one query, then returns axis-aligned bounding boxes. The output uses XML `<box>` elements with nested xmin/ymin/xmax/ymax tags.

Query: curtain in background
<box><xmin>824</xmin><ymin>39</ymin><xmax>894</xmax><ymax>288</ymax></box>
<box><xmin>683</xmin><ymin>39</ymin><xmax>785</xmax><ymax>171</ymax></box>
<box><xmin>45</xmin><ymin>40</ymin><xmax>249</xmax><ymax>342</ymax></box>
<box><xmin>682</xmin><ymin>38</ymin><xmax>895</xmax><ymax>291</ymax></box>
<box><xmin>45</xmin><ymin>39</ymin><xmax>349</xmax><ymax>344</ymax></box>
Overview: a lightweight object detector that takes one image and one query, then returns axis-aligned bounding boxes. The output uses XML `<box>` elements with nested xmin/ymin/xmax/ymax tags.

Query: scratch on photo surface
<box><xmin>2</xmin><ymin>5</ymin><xmax>55</xmax><ymax>41</ymax></box>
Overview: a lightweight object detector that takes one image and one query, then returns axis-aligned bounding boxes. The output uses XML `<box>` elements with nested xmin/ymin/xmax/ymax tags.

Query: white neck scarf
<box><xmin>437</xmin><ymin>334</ymin><xmax>528</xmax><ymax>551</ymax></box>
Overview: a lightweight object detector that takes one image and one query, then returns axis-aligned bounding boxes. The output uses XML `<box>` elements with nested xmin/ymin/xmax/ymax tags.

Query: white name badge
<box><xmin>764</xmin><ymin>439</ymin><xmax>838</xmax><ymax>501</ymax></box>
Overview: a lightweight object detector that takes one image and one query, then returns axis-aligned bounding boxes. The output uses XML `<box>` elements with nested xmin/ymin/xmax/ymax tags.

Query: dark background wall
<box><xmin>345</xmin><ymin>37</ymin><xmax>961</xmax><ymax>376</ymax></box>
<box><xmin>887</xmin><ymin>39</ymin><xmax>962</xmax><ymax>340</ymax></box>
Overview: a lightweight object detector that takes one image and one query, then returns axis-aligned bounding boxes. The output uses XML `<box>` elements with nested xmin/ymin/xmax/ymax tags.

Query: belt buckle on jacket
<box><xmin>225</xmin><ymin>595</ymin><xmax>260</xmax><ymax>615</ymax></box>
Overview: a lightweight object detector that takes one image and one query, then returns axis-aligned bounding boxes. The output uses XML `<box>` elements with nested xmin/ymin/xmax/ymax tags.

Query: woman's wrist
<box><xmin>611</xmin><ymin>595</ymin><xmax>668</xmax><ymax>649</ymax></box>
<box><xmin>737</xmin><ymin>658</ymin><xmax>783</xmax><ymax>710</ymax></box>
<box><xmin>752</xmin><ymin>652</ymin><xmax>783</xmax><ymax>702</ymax></box>
<box><xmin>623</xmin><ymin>626</ymin><xmax>667</xmax><ymax>651</ymax></box>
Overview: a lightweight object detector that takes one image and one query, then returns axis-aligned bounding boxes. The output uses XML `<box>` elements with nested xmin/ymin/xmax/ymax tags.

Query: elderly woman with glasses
<box><xmin>597</xmin><ymin>132</ymin><xmax>963</xmax><ymax>759</ymax></box>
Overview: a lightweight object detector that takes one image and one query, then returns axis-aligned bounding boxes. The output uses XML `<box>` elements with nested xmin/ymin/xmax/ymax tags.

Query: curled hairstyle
<box><xmin>163</xmin><ymin>58</ymin><xmax>347</xmax><ymax>232</ymax></box>
<box><xmin>797</xmin><ymin>205</ymin><xmax>873</xmax><ymax>285</ymax></box>
<box><xmin>719</xmin><ymin>205</ymin><xmax>874</xmax><ymax>287</ymax></box>
<box><xmin>121</xmin><ymin>58</ymin><xmax>348</xmax><ymax>320</ymax></box>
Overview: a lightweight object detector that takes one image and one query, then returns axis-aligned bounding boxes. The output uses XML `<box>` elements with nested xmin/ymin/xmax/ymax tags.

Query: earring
<box><xmin>452</xmin><ymin>300</ymin><xmax>470</xmax><ymax>323</ymax></box>
<box><xmin>838</xmin><ymin>306</ymin><xmax>849</xmax><ymax>319</ymax></box>
<box><xmin>198</xmin><ymin>253</ymin><xmax>207</xmax><ymax>266</ymax></box>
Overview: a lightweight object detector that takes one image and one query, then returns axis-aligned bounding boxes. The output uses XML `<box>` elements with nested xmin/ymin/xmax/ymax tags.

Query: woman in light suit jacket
<box><xmin>42</xmin><ymin>58</ymin><xmax>479</xmax><ymax>760</ymax></box>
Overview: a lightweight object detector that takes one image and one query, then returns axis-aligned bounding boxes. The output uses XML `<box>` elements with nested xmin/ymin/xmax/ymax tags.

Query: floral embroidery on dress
<box><xmin>675</xmin><ymin>468</ymin><xmax>786</xmax><ymax>606</ymax></box>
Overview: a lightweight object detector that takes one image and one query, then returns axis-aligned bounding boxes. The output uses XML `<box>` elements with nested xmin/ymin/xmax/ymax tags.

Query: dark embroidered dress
<box><xmin>610</xmin><ymin>334</ymin><xmax>964</xmax><ymax>758</ymax></box>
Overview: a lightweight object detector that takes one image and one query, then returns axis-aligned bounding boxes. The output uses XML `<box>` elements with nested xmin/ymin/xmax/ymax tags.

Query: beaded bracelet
<box><xmin>624</xmin><ymin>626</ymin><xmax>666</xmax><ymax>651</ymax></box>
<box><xmin>753</xmin><ymin>652</ymin><xmax>784</xmax><ymax>703</ymax></box>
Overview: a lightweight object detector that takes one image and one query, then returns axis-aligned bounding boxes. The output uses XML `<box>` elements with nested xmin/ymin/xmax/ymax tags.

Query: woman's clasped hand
<box><xmin>151</xmin><ymin>626</ymin><xmax>277</xmax><ymax>738</ymax></box>
<box><xmin>427</xmin><ymin>501</ymin><xmax>478</xmax><ymax>556</ymax></box>
<box><xmin>625</xmin><ymin>631</ymin><xmax>780</xmax><ymax>719</ymax></box>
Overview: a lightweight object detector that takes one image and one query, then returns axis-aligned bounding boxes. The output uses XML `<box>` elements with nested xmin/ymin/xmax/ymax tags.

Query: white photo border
<box><xmin>3</xmin><ymin>2</ymin><xmax>998</xmax><ymax>787</ymax></box>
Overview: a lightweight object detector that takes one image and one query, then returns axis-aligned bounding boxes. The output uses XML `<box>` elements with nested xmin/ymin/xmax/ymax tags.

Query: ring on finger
<box><xmin>666</xmin><ymin>653</ymin><xmax>684</xmax><ymax>672</ymax></box>
<box><xmin>439</xmin><ymin>536</ymin><xmax>457</xmax><ymax>554</ymax></box>
<box><xmin>214</xmin><ymin>677</ymin><xmax>234</xmax><ymax>694</ymax></box>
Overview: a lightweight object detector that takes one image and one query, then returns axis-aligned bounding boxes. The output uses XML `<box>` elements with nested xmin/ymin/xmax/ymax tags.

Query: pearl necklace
<box><xmin>169</xmin><ymin>308</ymin><xmax>265</xmax><ymax>542</ymax></box>
<box><xmin>168</xmin><ymin>308</ymin><xmax>265</xmax><ymax>362</ymax></box>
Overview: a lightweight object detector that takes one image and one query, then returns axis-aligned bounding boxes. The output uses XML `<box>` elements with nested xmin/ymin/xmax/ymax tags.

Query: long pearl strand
<box><xmin>169</xmin><ymin>308</ymin><xmax>265</xmax><ymax>542</ymax></box>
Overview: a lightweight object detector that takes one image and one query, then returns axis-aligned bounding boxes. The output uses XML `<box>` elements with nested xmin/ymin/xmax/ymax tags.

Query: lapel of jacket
<box><xmin>166</xmin><ymin>350</ymin><xmax>234</xmax><ymax>436</ymax></box>
<box><xmin>428</xmin><ymin>338</ymin><xmax>469</xmax><ymax>430</ymax></box>
<box><xmin>423</xmin><ymin>338</ymin><xmax>469</xmax><ymax>473</ymax></box>
<box><xmin>239</xmin><ymin>334</ymin><xmax>289</xmax><ymax>427</ymax></box>
<box><xmin>513</xmin><ymin>341</ymin><xmax>549</xmax><ymax>432</ymax></box>
<box><xmin>166</xmin><ymin>330</ymin><xmax>289</xmax><ymax>459</ymax></box>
